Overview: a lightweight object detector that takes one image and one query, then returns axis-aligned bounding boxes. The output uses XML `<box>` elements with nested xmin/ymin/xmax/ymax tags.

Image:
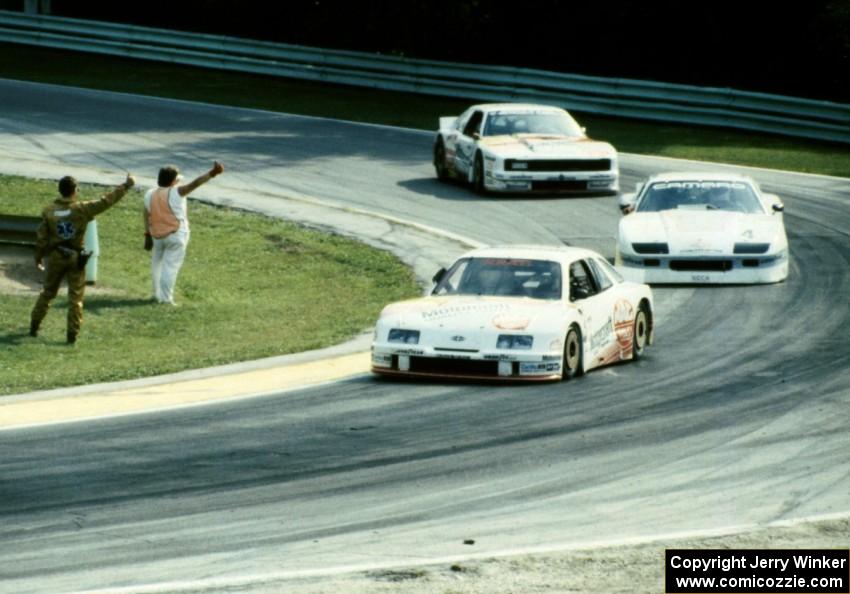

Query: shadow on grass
<box><xmin>84</xmin><ymin>297</ymin><xmax>156</xmax><ymax>313</ymax></box>
<box><xmin>0</xmin><ymin>331</ymin><xmax>32</xmax><ymax>348</ymax></box>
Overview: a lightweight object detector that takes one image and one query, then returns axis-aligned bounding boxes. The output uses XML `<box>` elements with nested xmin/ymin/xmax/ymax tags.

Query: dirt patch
<box><xmin>0</xmin><ymin>244</ymin><xmax>122</xmax><ymax>296</ymax></box>
<box><xmin>180</xmin><ymin>517</ymin><xmax>849</xmax><ymax>593</ymax></box>
<box><xmin>0</xmin><ymin>244</ymin><xmax>42</xmax><ymax>295</ymax></box>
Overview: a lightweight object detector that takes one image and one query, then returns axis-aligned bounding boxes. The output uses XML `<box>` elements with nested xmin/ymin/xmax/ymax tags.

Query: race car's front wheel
<box><xmin>632</xmin><ymin>303</ymin><xmax>649</xmax><ymax>359</ymax></box>
<box><xmin>472</xmin><ymin>152</ymin><xmax>486</xmax><ymax>195</ymax></box>
<box><xmin>434</xmin><ymin>140</ymin><xmax>450</xmax><ymax>182</ymax></box>
<box><xmin>562</xmin><ymin>325</ymin><xmax>584</xmax><ymax>380</ymax></box>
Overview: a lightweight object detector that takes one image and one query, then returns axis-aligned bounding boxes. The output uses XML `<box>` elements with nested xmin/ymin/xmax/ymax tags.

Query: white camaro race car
<box><xmin>372</xmin><ymin>245</ymin><xmax>653</xmax><ymax>381</ymax></box>
<box><xmin>615</xmin><ymin>172</ymin><xmax>789</xmax><ymax>284</ymax></box>
<box><xmin>433</xmin><ymin>103</ymin><xmax>619</xmax><ymax>195</ymax></box>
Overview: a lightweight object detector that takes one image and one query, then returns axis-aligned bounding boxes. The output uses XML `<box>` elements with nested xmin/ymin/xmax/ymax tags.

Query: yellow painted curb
<box><xmin>0</xmin><ymin>352</ymin><xmax>371</xmax><ymax>429</ymax></box>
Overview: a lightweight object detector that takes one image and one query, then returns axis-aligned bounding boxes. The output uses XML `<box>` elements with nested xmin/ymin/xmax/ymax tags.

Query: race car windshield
<box><xmin>433</xmin><ymin>258</ymin><xmax>562</xmax><ymax>299</ymax></box>
<box><xmin>482</xmin><ymin>112</ymin><xmax>583</xmax><ymax>137</ymax></box>
<box><xmin>636</xmin><ymin>181</ymin><xmax>765</xmax><ymax>214</ymax></box>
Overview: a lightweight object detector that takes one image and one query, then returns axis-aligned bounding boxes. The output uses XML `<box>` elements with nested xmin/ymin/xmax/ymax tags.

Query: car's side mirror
<box><xmin>763</xmin><ymin>193</ymin><xmax>784</xmax><ymax>214</ymax></box>
<box><xmin>580</xmin><ymin>126</ymin><xmax>587</xmax><ymax>135</ymax></box>
<box><xmin>618</xmin><ymin>193</ymin><xmax>637</xmax><ymax>214</ymax></box>
<box><xmin>432</xmin><ymin>268</ymin><xmax>447</xmax><ymax>284</ymax></box>
<box><xmin>472</xmin><ymin>132</ymin><xmax>482</xmax><ymax>141</ymax></box>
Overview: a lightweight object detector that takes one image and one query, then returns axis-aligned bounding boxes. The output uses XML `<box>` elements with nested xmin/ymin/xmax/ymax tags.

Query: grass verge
<box><xmin>0</xmin><ymin>175</ymin><xmax>419</xmax><ymax>395</ymax></box>
<box><xmin>1</xmin><ymin>43</ymin><xmax>849</xmax><ymax>177</ymax></box>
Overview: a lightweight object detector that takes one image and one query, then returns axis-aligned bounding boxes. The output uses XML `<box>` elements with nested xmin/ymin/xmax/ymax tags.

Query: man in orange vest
<box><xmin>30</xmin><ymin>173</ymin><xmax>136</xmax><ymax>344</ymax></box>
<box><xmin>143</xmin><ymin>161</ymin><xmax>224</xmax><ymax>305</ymax></box>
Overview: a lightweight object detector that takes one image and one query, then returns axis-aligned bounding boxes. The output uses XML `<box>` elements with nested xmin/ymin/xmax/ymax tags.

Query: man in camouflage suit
<box><xmin>30</xmin><ymin>173</ymin><xmax>136</xmax><ymax>344</ymax></box>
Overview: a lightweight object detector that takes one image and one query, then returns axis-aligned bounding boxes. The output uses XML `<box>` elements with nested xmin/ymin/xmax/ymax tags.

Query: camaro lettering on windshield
<box><xmin>653</xmin><ymin>181</ymin><xmax>746</xmax><ymax>190</ymax></box>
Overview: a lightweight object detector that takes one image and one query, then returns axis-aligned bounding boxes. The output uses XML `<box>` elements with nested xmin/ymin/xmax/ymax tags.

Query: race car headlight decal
<box><xmin>497</xmin><ymin>334</ymin><xmax>534</xmax><ymax>350</ymax></box>
<box><xmin>506</xmin><ymin>160</ymin><xmax>529</xmax><ymax>171</ymax></box>
<box><xmin>733</xmin><ymin>242</ymin><xmax>771</xmax><ymax>254</ymax></box>
<box><xmin>388</xmin><ymin>329</ymin><xmax>420</xmax><ymax>344</ymax></box>
<box><xmin>632</xmin><ymin>242</ymin><xmax>669</xmax><ymax>254</ymax></box>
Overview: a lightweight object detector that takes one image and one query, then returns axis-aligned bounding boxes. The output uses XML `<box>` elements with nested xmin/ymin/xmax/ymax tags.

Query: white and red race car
<box><xmin>433</xmin><ymin>103</ymin><xmax>619</xmax><ymax>195</ymax></box>
<box><xmin>372</xmin><ymin>245</ymin><xmax>653</xmax><ymax>381</ymax></box>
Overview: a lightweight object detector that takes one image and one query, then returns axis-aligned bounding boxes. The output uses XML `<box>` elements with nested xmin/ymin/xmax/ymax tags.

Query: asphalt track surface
<box><xmin>0</xmin><ymin>80</ymin><xmax>848</xmax><ymax>593</ymax></box>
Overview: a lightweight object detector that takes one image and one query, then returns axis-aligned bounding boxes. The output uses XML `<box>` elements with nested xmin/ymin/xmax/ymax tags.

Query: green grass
<box><xmin>0</xmin><ymin>175</ymin><xmax>419</xmax><ymax>395</ymax></box>
<box><xmin>1</xmin><ymin>43</ymin><xmax>849</xmax><ymax>177</ymax></box>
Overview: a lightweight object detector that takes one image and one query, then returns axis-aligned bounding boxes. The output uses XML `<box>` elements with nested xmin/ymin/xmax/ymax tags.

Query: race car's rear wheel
<box><xmin>434</xmin><ymin>139</ymin><xmax>450</xmax><ymax>182</ymax></box>
<box><xmin>632</xmin><ymin>303</ymin><xmax>649</xmax><ymax>359</ymax></box>
<box><xmin>562</xmin><ymin>325</ymin><xmax>584</xmax><ymax>380</ymax></box>
<box><xmin>472</xmin><ymin>152</ymin><xmax>486</xmax><ymax>195</ymax></box>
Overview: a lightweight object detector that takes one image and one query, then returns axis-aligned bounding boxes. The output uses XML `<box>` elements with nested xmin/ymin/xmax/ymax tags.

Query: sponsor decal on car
<box><xmin>484</xmin><ymin>354</ymin><xmax>519</xmax><ymax>361</ymax></box>
<box><xmin>393</xmin><ymin>349</ymin><xmax>425</xmax><ymax>355</ymax></box>
<box><xmin>491</xmin><ymin>313</ymin><xmax>531</xmax><ymax>330</ymax></box>
<box><xmin>519</xmin><ymin>361</ymin><xmax>561</xmax><ymax>376</ymax></box>
<box><xmin>653</xmin><ymin>181</ymin><xmax>747</xmax><ymax>191</ymax></box>
<box><xmin>590</xmin><ymin>316</ymin><xmax>614</xmax><ymax>352</ymax></box>
<box><xmin>613</xmin><ymin>299</ymin><xmax>635</xmax><ymax>359</ymax></box>
<box><xmin>421</xmin><ymin>302</ymin><xmax>510</xmax><ymax>321</ymax></box>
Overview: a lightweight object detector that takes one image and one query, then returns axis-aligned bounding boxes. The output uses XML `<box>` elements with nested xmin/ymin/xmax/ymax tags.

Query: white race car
<box><xmin>433</xmin><ymin>103</ymin><xmax>619</xmax><ymax>195</ymax></box>
<box><xmin>615</xmin><ymin>172</ymin><xmax>789</xmax><ymax>284</ymax></box>
<box><xmin>372</xmin><ymin>245</ymin><xmax>653</xmax><ymax>381</ymax></box>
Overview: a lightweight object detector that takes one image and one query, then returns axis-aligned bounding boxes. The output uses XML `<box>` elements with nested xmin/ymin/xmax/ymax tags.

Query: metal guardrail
<box><xmin>0</xmin><ymin>214</ymin><xmax>40</xmax><ymax>246</ymax></box>
<box><xmin>1</xmin><ymin>10</ymin><xmax>848</xmax><ymax>144</ymax></box>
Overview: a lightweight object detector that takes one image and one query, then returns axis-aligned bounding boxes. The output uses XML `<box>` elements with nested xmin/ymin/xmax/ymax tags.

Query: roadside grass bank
<box><xmin>1</xmin><ymin>43</ymin><xmax>848</xmax><ymax>178</ymax></box>
<box><xmin>0</xmin><ymin>175</ymin><xmax>419</xmax><ymax>396</ymax></box>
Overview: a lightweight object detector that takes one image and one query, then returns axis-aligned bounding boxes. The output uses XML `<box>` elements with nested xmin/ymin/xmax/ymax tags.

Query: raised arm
<box><xmin>81</xmin><ymin>173</ymin><xmax>136</xmax><ymax>219</ymax></box>
<box><xmin>178</xmin><ymin>161</ymin><xmax>224</xmax><ymax>197</ymax></box>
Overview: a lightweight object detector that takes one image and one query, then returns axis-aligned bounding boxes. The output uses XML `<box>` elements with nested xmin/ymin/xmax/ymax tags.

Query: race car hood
<box><xmin>378</xmin><ymin>296</ymin><xmax>564</xmax><ymax>346</ymax></box>
<box><xmin>478</xmin><ymin>135</ymin><xmax>616</xmax><ymax>160</ymax></box>
<box><xmin>619</xmin><ymin>209</ymin><xmax>784</xmax><ymax>254</ymax></box>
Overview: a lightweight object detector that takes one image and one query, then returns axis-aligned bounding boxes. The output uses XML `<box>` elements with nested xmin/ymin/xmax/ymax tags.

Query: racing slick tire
<box><xmin>472</xmin><ymin>152</ymin><xmax>487</xmax><ymax>195</ymax></box>
<box><xmin>562</xmin><ymin>324</ymin><xmax>584</xmax><ymax>380</ymax></box>
<box><xmin>434</xmin><ymin>139</ymin><xmax>450</xmax><ymax>182</ymax></box>
<box><xmin>632</xmin><ymin>302</ymin><xmax>650</xmax><ymax>360</ymax></box>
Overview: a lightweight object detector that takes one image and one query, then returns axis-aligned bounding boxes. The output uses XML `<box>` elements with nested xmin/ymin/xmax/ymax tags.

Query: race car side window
<box><xmin>593</xmin><ymin>257</ymin><xmax>624</xmax><ymax>284</ymax></box>
<box><xmin>463</xmin><ymin>111</ymin><xmax>484</xmax><ymax>137</ymax></box>
<box><xmin>568</xmin><ymin>260</ymin><xmax>599</xmax><ymax>301</ymax></box>
<box><xmin>586</xmin><ymin>258</ymin><xmax>614</xmax><ymax>293</ymax></box>
<box><xmin>455</xmin><ymin>108</ymin><xmax>473</xmax><ymax>132</ymax></box>
<box><xmin>433</xmin><ymin>258</ymin><xmax>469</xmax><ymax>295</ymax></box>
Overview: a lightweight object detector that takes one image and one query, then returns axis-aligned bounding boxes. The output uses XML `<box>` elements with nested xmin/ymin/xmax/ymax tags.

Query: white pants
<box><xmin>151</xmin><ymin>231</ymin><xmax>188</xmax><ymax>304</ymax></box>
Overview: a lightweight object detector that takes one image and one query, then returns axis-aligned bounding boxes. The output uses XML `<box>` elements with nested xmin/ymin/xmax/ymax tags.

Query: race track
<box><xmin>0</xmin><ymin>80</ymin><xmax>848</xmax><ymax>593</ymax></box>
